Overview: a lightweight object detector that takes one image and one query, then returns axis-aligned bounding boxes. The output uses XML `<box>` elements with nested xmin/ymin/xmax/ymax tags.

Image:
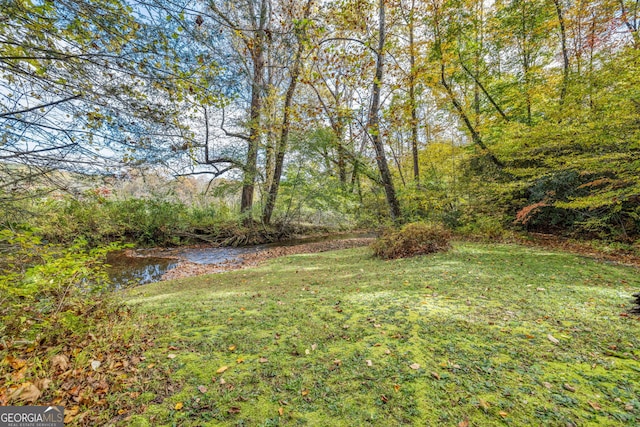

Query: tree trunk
<box><xmin>408</xmin><ymin>0</ymin><xmax>420</xmax><ymax>183</ymax></box>
<box><xmin>552</xmin><ymin>0</ymin><xmax>569</xmax><ymax>106</ymax></box>
<box><xmin>369</xmin><ymin>0</ymin><xmax>402</xmax><ymax>221</ymax></box>
<box><xmin>262</xmin><ymin>1</ymin><xmax>312</xmax><ymax>225</ymax></box>
<box><xmin>240</xmin><ymin>0</ymin><xmax>268</xmax><ymax>221</ymax></box>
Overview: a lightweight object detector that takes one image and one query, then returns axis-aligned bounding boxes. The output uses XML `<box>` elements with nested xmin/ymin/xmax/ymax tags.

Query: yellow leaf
<box><xmin>278</xmin><ymin>407</ymin><xmax>284</xmax><ymax>416</ymax></box>
<box><xmin>175</xmin><ymin>402</ymin><xmax>183</xmax><ymax>410</ymax></box>
<box><xmin>394</xmin><ymin>384</ymin><xmax>400</xmax><ymax>393</ymax></box>
<box><xmin>588</xmin><ymin>401</ymin><xmax>602</xmax><ymax>411</ymax></box>
<box><xmin>301</xmin><ymin>389</ymin><xmax>309</xmax><ymax>396</ymax></box>
<box><xmin>228</xmin><ymin>345</ymin><xmax>236</xmax><ymax>351</ymax></box>
<box><xmin>216</xmin><ymin>366</ymin><xmax>229</xmax><ymax>374</ymax></box>
<box><xmin>236</xmin><ymin>358</ymin><xmax>244</xmax><ymax>364</ymax></box>
<box><xmin>479</xmin><ymin>399</ymin><xmax>490</xmax><ymax>410</ymax></box>
<box><xmin>499</xmin><ymin>411</ymin><xmax>508</xmax><ymax>418</ymax></box>
<box><xmin>64</xmin><ymin>406</ymin><xmax>79</xmax><ymax>424</ymax></box>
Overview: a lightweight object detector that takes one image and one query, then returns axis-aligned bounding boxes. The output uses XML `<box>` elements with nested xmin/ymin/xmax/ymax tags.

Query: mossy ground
<box><xmin>124</xmin><ymin>243</ymin><xmax>640</xmax><ymax>426</ymax></box>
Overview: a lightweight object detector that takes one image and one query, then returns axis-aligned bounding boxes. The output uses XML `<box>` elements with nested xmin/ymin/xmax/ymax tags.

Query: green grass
<box><xmin>124</xmin><ymin>242</ymin><xmax>640</xmax><ymax>426</ymax></box>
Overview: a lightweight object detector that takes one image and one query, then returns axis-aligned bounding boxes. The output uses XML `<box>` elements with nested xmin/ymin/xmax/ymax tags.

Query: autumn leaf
<box><xmin>458</xmin><ymin>420</ymin><xmax>469</xmax><ymax>427</ymax></box>
<box><xmin>301</xmin><ymin>389</ymin><xmax>309</xmax><ymax>396</ymax></box>
<box><xmin>479</xmin><ymin>398</ymin><xmax>490</xmax><ymax>411</ymax></box>
<box><xmin>175</xmin><ymin>402</ymin><xmax>183</xmax><ymax>410</ymax></box>
<box><xmin>7</xmin><ymin>356</ymin><xmax>27</xmax><ymax>370</ymax></box>
<box><xmin>394</xmin><ymin>384</ymin><xmax>400</xmax><ymax>393</ymax></box>
<box><xmin>547</xmin><ymin>334</ymin><xmax>560</xmax><ymax>345</ymax></box>
<box><xmin>64</xmin><ymin>406</ymin><xmax>80</xmax><ymax>423</ymax></box>
<box><xmin>588</xmin><ymin>401</ymin><xmax>602</xmax><ymax>411</ymax></box>
<box><xmin>228</xmin><ymin>407</ymin><xmax>241</xmax><ymax>414</ymax></box>
<box><xmin>499</xmin><ymin>411</ymin><xmax>509</xmax><ymax>418</ymax></box>
<box><xmin>9</xmin><ymin>382</ymin><xmax>41</xmax><ymax>403</ymax></box>
<box><xmin>91</xmin><ymin>360</ymin><xmax>101</xmax><ymax>370</ymax></box>
<box><xmin>563</xmin><ymin>383</ymin><xmax>576</xmax><ymax>392</ymax></box>
<box><xmin>278</xmin><ymin>407</ymin><xmax>284</xmax><ymax>416</ymax></box>
<box><xmin>409</xmin><ymin>363</ymin><xmax>420</xmax><ymax>370</ymax></box>
<box><xmin>167</xmin><ymin>354</ymin><xmax>177</xmax><ymax>359</ymax></box>
<box><xmin>366</xmin><ymin>360</ymin><xmax>373</xmax><ymax>367</ymax></box>
<box><xmin>216</xmin><ymin>366</ymin><xmax>229</xmax><ymax>374</ymax></box>
<box><xmin>228</xmin><ymin>345</ymin><xmax>236</xmax><ymax>351</ymax></box>
<box><xmin>197</xmin><ymin>385</ymin><xmax>208</xmax><ymax>393</ymax></box>
<box><xmin>431</xmin><ymin>372</ymin><xmax>441</xmax><ymax>380</ymax></box>
<box><xmin>258</xmin><ymin>357</ymin><xmax>268</xmax><ymax>363</ymax></box>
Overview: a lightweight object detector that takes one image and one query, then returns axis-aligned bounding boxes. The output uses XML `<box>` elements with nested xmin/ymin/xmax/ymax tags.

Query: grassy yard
<box><xmin>124</xmin><ymin>242</ymin><xmax>640</xmax><ymax>426</ymax></box>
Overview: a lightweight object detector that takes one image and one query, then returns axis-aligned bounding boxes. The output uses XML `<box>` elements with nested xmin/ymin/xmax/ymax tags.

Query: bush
<box><xmin>371</xmin><ymin>222</ymin><xmax>451</xmax><ymax>260</ymax></box>
<box><xmin>0</xmin><ymin>229</ymin><xmax>123</xmax><ymax>343</ymax></box>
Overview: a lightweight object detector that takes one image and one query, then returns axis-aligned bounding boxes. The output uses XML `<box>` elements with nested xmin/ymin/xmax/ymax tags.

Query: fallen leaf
<box><xmin>431</xmin><ymin>372</ymin><xmax>441</xmax><ymax>380</ymax></box>
<box><xmin>10</xmin><ymin>382</ymin><xmax>41</xmax><ymax>403</ymax></box>
<box><xmin>366</xmin><ymin>360</ymin><xmax>373</xmax><ymax>367</ymax></box>
<box><xmin>216</xmin><ymin>366</ymin><xmax>229</xmax><ymax>374</ymax></box>
<box><xmin>228</xmin><ymin>345</ymin><xmax>236</xmax><ymax>351</ymax></box>
<box><xmin>458</xmin><ymin>420</ymin><xmax>469</xmax><ymax>427</ymax></box>
<box><xmin>381</xmin><ymin>394</ymin><xmax>388</xmax><ymax>403</ymax></box>
<box><xmin>384</xmin><ymin>349</ymin><xmax>391</xmax><ymax>355</ymax></box>
<box><xmin>301</xmin><ymin>390</ymin><xmax>309</xmax><ymax>396</ymax></box>
<box><xmin>499</xmin><ymin>411</ymin><xmax>508</xmax><ymax>417</ymax></box>
<box><xmin>90</xmin><ymin>360</ymin><xmax>101</xmax><ymax>370</ymax></box>
<box><xmin>197</xmin><ymin>385</ymin><xmax>208</xmax><ymax>393</ymax></box>
<box><xmin>228</xmin><ymin>407</ymin><xmax>241</xmax><ymax>414</ymax></box>
<box><xmin>305</xmin><ymin>349</ymin><xmax>310</xmax><ymax>355</ymax></box>
<box><xmin>333</xmin><ymin>359</ymin><xmax>342</xmax><ymax>366</ymax></box>
<box><xmin>479</xmin><ymin>399</ymin><xmax>490</xmax><ymax>410</ymax></box>
<box><xmin>543</xmin><ymin>382</ymin><xmax>553</xmax><ymax>389</ymax></box>
<box><xmin>167</xmin><ymin>354</ymin><xmax>177</xmax><ymax>359</ymax></box>
<box><xmin>64</xmin><ymin>406</ymin><xmax>79</xmax><ymax>423</ymax></box>
<box><xmin>547</xmin><ymin>334</ymin><xmax>560</xmax><ymax>345</ymax></box>
<box><xmin>588</xmin><ymin>401</ymin><xmax>602</xmax><ymax>411</ymax></box>
<box><xmin>174</xmin><ymin>402</ymin><xmax>183</xmax><ymax>410</ymax></box>
<box><xmin>258</xmin><ymin>357</ymin><xmax>268</xmax><ymax>363</ymax></box>
<box><xmin>563</xmin><ymin>383</ymin><xmax>576</xmax><ymax>392</ymax></box>
<box><xmin>311</xmin><ymin>343</ymin><xmax>317</xmax><ymax>351</ymax></box>
<box><xmin>278</xmin><ymin>407</ymin><xmax>284</xmax><ymax>416</ymax></box>
<box><xmin>51</xmin><ymin>354</ymin><xmax>69</xmax><ymax>371</ymax></box>
<box><xmin>625</xmin><ymin>404</ymin><xmax>634</xmax><ymax>411</ymax></box>
<box><xmin>536</xmin><ymin>287</ymin><xmax>546</xmax><ymax>291</ymax></box>
<box><xmin>7</xmin><ymin>356</ymin><xmax>26</xmax><ymax>370</ymax></box>
<box><xmin>236</xmin><ymin>358</ymin><xmax>244</xmax><ymax>364</ymax></box>
<box><xmin>168</xmin><ymin>345</ymin><xmax>179</xmax><ymax>350</ymax></box>
<box><xmin>394</xmin><ymin>384</ymin><xmax>400</xmax><ymax>393</ymax></box>
<box><xmin>409</xmin><ymin>363</ymin><xmax>420</xmax><ymax>370</ymax></box>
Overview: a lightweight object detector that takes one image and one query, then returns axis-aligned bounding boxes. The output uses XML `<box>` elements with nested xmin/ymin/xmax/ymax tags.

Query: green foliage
<box><xmin>371</xmin><ymin>222</ymin><xmax>451</xmax><ymax>259</ymax></box>
<box><xmin>19</xmin><ymin>193</ymin><xmax>239</xmax><ymax>246</ymax></box>
<box><xmin>0</xmin><ymin>229</ymin><xmax>122</xmax><ymax>343</ymax></box>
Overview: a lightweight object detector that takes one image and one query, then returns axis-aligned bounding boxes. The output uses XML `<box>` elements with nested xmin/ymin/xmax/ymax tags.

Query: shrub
<box><xmin>0</xmin><ymin>229</ymin><xmax>123</xmax><ymax>343</ymax></box>
<box><xmin>371</xmin><ymin>222</ymin><xmax>451</xmax><ymax>260</ymax></box>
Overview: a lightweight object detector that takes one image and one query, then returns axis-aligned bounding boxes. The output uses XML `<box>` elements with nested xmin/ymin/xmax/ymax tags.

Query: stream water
<box><xmin>106</xmin><ymin>233</ymin><xmax>372</xmax><ymax>288</ymax></box>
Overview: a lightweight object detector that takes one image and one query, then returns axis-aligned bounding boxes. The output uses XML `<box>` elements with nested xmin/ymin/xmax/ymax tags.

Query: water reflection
<box><xmin>106</xmin><ymin>251</ymin><xmax>178</xmax><ymax>289</ymax></box>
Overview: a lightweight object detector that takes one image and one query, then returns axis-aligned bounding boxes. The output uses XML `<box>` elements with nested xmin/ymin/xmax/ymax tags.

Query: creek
<box><xmin>106</xmin><ymin>233</ymin><xmax>373</xmax><ymax>288</ymax></box>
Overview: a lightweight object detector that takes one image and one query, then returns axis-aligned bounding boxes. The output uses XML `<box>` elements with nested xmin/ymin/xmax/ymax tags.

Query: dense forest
<box><xmin>1</xmin><ymin>0</ymin><xmax>640</xmax><ymax>425</ymax></box>
<box><xmin>2</xmin><ymin>0</ymin><xmax>638</xmax><ymax>241</ymax></box>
